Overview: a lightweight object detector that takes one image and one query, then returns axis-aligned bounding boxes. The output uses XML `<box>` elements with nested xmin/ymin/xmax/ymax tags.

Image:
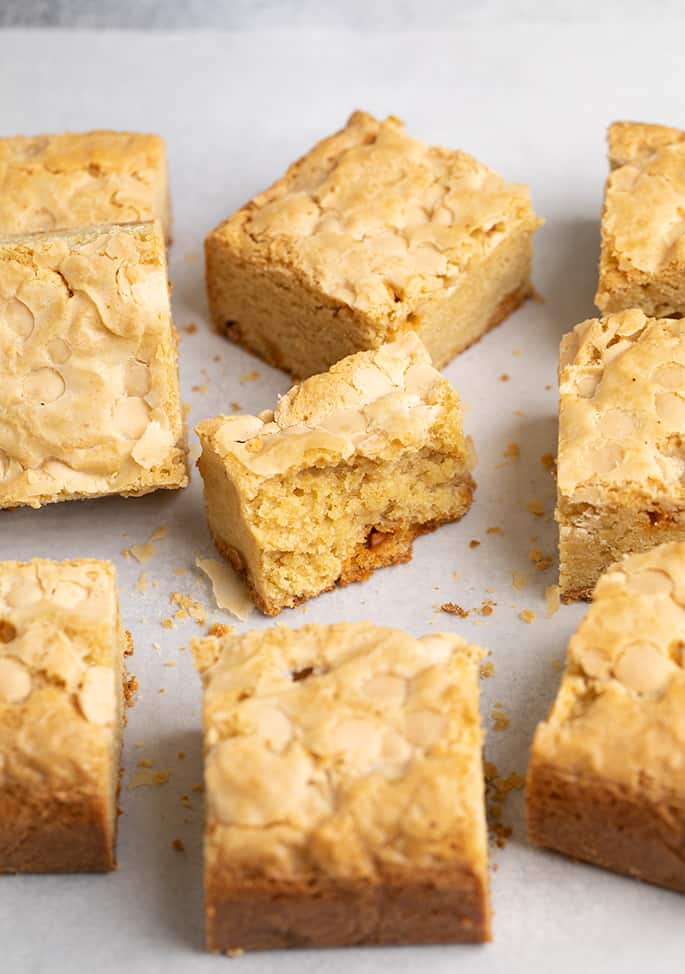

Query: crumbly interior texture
<box><xmin>196</xmin><ymin>333</ymin><xmax>475</xmax><ymax>615</ymax></box>
<box><xmin>596</xmin><ymin>120</ymin><xmax>685</xmax><ymax>316</ymax></box>
<box><xmin>0</xmin><ymin>559</ymin><xmax>125</xmax><ymax>873</ymax></box>
<box><xmin>192</xmin><ymin>622</ymin><xmax>490</xmax><ymax>952</ymax></box>
<box><xmin>0</xmin><ymin>130</ymin><xmax>171</xmax><ymax>241</ymax></box>
<box><xmin>527</xmin><ymin>543</ymin><xmax>685</xmax><ymax>892</ymax></box>
<box><xmin>0</xmin><ymin>221</ymin><xmax>188</xmax><ymax>509</ymax></box>
<box><xmin>556</xmin><ymin>309</ymin><xmax>685</xmax><ymax>599</ymax></box>
<box><xmin>206</xmin><ymin>110</ymin><xmax>541</xmax><ymax>378</ymax></box>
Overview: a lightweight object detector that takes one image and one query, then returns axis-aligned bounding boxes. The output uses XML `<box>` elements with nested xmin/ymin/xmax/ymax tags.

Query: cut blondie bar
<box><xmin>0</xmin><ymin>221</ymin><xmax>188</xmax><ymax>509</ymax></box>
<box><xmin>193</xmin><ymin>622</ymin><xmax>491</xmax><ymax>951</ymax></box>
<box><xmin>0</xmin><ymin>130</ymin><xmax>171</xmax><ymax>241</ymax></box>
<box><xmin>557</xmin><ymin>309</ymin><xmax>685</xmax><ymax>599</ymax></box>
<box><xmin>527</xmin><ymin>542</ymin><xmax>685</xmax><ymax>892</ymax></box>
<box><xmin>196</xmin><ymin>333</ymin><xmax>475</xmax><ymax>615</ymax></box>
<box><xmin>0</xmin><ymin>559</ymin><xmax>128</xmax><ymax>873</ymax></box>
<box><xmin>206</xmin><ymin>110</ymin><xmax>541</xmax><ymax>378</ymax></box>
<box><xmin>596</xmin><ymin>120</ymin><xmax>685</xmax><ymax>316</ymax></box>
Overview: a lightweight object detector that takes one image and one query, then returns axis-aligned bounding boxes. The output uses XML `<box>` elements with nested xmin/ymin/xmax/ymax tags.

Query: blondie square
<box><xmin>196</xmin><ymin>333</ymin><xmax>475</xmax><ymax>615</ymax></box>
<box><xmin>205</xmin><ymin>110</ymin><xmax>541</xmax><ymax>378</ymax></box>
<box><xmin>193</xmin><ymin>622</ymin><xmax>491</xmax><ymax>952</ymax></box>
<box><xmin>0</xmin><ymin>221</ymin><xmax>188</xmax><ymax>509</ymax></box>
<box><xmin>596</xmin><ymin>121</ymin><xmax>685</xmax><ymax>316</ymax></box>
<box><xmin>0</xmin><ymin>559</ymin><xmax>128</xmax><ymax>873</ymax></box>
<box><xmin>556</xmin><ymin>309</ymin><xmax>685</xmax><ymax>600</ymax></box>
<box><xmin>527</xmin><ymin>543</ymin><xmax>685</xmax><ymax>892</ymax></box>
<box><xmin>0</xmin><ymin>130</ymin><xmax>171</xmax><ymax>241</ymax></box>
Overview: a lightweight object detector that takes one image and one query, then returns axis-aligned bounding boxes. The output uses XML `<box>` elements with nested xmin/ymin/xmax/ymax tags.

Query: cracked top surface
<box><xmin>0</xmin><ymin>559</ymin><xmax>122</xmax><ymax>791</ymax></box>
<box><xmin>532</xmin><ymin>543</ymin><xmax>685</xmax><ymax>793</ymax></box>
<box><xmin>0</xmin><ymin>130</ymin><xmax>169</xmax><ymax>236</ymax></box>
<box><xmin>213</xmin><ymin>110</ymin><xmax>540</xmax><ymax>318</ymax></box>
<box><xmin>557</xmin><ymin>310</ymin><xmax>685</xmax><ymax>506</ymax></box>
<box><xmin>196</xmin><ymin>332</ymin><xmax>473</xmax><ymax>488</ymax></box>
<box><xmin>0</xmin><ymin>131</ymin><xmax>169</xmax><ymax>234</ymax></box>
<box><xmin>193</xmin><ymin>622</ymin><xmax>487</xmax><ymax>880</ymax></box>
<box><xmin>598</xmin><ymin>121</ymin><xmax>685</xmax><ymax>288</ymax></box>
<box><xmin>0</xmin><ymin>221</ymin><xmax>187</xmax><ymax>509</ymax></box>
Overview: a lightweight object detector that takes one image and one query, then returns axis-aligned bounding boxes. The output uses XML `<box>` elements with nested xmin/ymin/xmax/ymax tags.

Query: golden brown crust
<box><xmin>0</xmin><ymin>222</ymin><xmax>188</xmax><ymax>510</ymax></box>
<box><xmin>0</xmin><ymin>130</ymin><xmax>171</xmax><ymax>241</ymax></box>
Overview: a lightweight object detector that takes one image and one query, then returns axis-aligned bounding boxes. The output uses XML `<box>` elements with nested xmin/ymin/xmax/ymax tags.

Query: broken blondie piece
<box><xmin>196</xmin><ymin>333</ymin><xmax>475</xmax><ymax>615</ymax></box>
<box><xmin>0</xmin><ymin>559</ymin><xmax>128</xmax><ymax>873</ymax></box>
<box><xmin>557</xmin><ymin>309</ymin><xmax>685</xmax><ymax>599</ymax></box>
<box><xmin>193</xmin><ymin>622</ymin><xmax>491</xmax><ymax>951</ymax></box>
<box><xmin>0</xmin><ymin>221</ymin><xmax>188</xmax><ymax>509</ymax></box>
<box><xmin>527</xmin><ymin>542</ymin><xmax>685</xmax><ymax>892</ymax></box>
<box><xmin>206</xmin><ymin>110</ymin><xmax>541</xmax><ymax>377</ymax></box>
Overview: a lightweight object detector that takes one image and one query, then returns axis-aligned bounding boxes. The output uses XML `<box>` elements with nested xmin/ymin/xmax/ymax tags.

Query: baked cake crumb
<box><xmin>545</xmin><ymin>584</ymin><xmax>561</xmax><ymax>617</ymax></box>
<box><xmin>512</xmin><ymin>571</ymin><xmax>527</xmax><ymax>591</ymax></box>
<box><xmin>519</xmin><ymin>609</ymin><xmax>536</xmax><ymax>624</ymax></box>
<box><xmin>526</xmin><ymin>498</ymin><xmax>544</xmax><ymax>517</ymax></box>
<box><xmin>440</xmin><ymin>602</ymin><xmax>469</xmax><ymax>617</ymax></box>
<box><xmin>172</xmin><ymin>838</ymin><xmax>185</xmax><ymax>852</ymax></box>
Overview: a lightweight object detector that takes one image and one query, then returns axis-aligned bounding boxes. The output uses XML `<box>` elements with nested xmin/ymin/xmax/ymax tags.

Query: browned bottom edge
<box><xmin>527</xmin><ymin>762</ymin><xmax>685</xmax><ymax>894</ymax></box>
<box><xmin>206</xmin><ymin>873</ymin><xmax>491</xmax><ymax>953</ymax></box>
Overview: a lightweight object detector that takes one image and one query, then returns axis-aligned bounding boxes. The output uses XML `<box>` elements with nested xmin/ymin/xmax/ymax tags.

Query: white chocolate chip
<box><xmin>575</xmin><ymin>374</ymin><xmax>599</xmax><ymax>398</ymax></box>
<box><xmin>22</xmin><ymin>367</ymin><xmax>65</xmax><ymax>404</ymax></box>
<box><xmin>4</xmin><ymin>297</ymin><xmax>35</xmax><ymax>339</ymax></box>
<box><xmin>655</xmin><ymin>392</ymin><xmax>685</xmax><ymax>427</ymax></box>
<box><xmin>51</xmin><ymin>580</ymin><xmax>88</xmax><ymax>608</ymax></box>
<box><xmin>6</xmin><ymin>577</ymin><xmax>42</xmax><ymax>608</ymax></box>
<box><xmin>587</xmin><ymin>442</ymin><xmax>623</xmax><ymax>475</ymax></box>
<box><xmin>417</xmin><ymin>634</ymin><xmax>455</xmax><ymax>662</ymax></box>
<box><xmin>614</xmin><ymin>644</ymin><xmax>674</xmax><ymax>694</ymax></box>
<box><xmin>124</xmin><ymin>359</ymin><xmax>151</xmax><ymax>397</ymax></box>
<box><xmin>112</xmin><ymin>396</ymin><xmax>150</xmax><ymax>438</ymax></box>
<box><xmin>0</xmin><ymin>657</ymin><xmax>32</xmax><ymax>704</ymax></box>
<box><xmin>405</xmin><ymin>709</ymin><xmax>447</xmax><ymax>749</ymax></box>
<box><xmin>362</xmin><ymin>674</ymin><xmax>407</xmax><ymax>704</ymax></box>
<box><xmin>652</xmin><ymin>363</ymin><xmax>685</xmax><ymax>389</ymax></box>
<box><xmin>577</xmin><ymin>646</ymin><xmax>610</xmax><ymax>679</ymax></box>
<box><xmin>624</xmin><ymin>569</ymin><xmax>674</xmax><ymax>596</ymax></box>
<box><xmin>77</xmin><ymin>666</ymin><xmax>115</xmax><ymax>725</ymax></box>
<box><xmin>131</xmin><ymin>421</ymin><xmax>174</xmax><ymax>469</ymax></box>
<box><xmin>248</xmin><ymin>704</ymin><xmax>293</xmax><ymax>751</ymax></box>
<box><xmin>598</xmin><ymin>408</ymin><xmax>638</xmax><ymax>438</ymax></box>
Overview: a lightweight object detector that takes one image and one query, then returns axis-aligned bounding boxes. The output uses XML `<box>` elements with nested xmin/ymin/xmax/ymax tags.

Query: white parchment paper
<box><xmin>0</xmin><ymin>23</ymin><xmax>683</xmax><ymax>973</ymax></box>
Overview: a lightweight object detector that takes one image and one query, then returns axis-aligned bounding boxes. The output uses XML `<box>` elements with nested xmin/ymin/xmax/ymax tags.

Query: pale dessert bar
<box><xmin>196</xmin><ymin>332</ymin><xmax>475</xmax><ymax>615</ymax></box>
<box><xmin>0</xmin><ymin>221</ymin><xmax>188</xmax><ymax>509</ymax></box>
<box><xmin>527</xmin><ymin>543</ymin><xmax>685</xmax><ymax>892</ymax></box>
<box><xmin>0</xmin><ymin>130</ymin><xmax>172</xmax><ymax>241</ymax></box>
<box><xmin>596</xmin><ymin>120</ymin><xmax>685</xmax><ymax>316</ymax></box>
<box><xmin>556</xmin><ymin>309</ymin><xmax>685</xmax><ymax>600</ymax></box>
<box><xmin>0</xmin><ymin>559</ymin><xmax>128</xmax><ymax>872</ymax></box>
<box><xmin>206</xmin><ymin>110</ymin><xmax>542</xmax><ymax>378</ymax></box>
<box><xmin>193</xmin><ymin>622</ymin><xmax>491</xmax><ymax>952</ymax></box>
